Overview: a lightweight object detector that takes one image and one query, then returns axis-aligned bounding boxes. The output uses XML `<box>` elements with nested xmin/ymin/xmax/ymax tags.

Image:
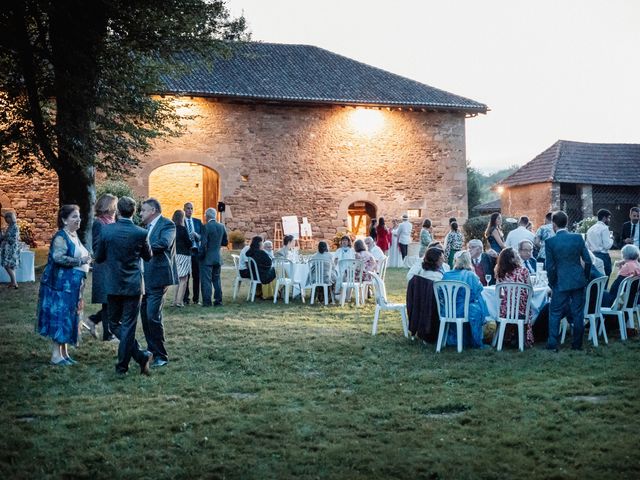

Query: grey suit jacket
<box><xmin>95</xmin><ymin>218</ymin><xmax>152</xmax><ymax>297</ymax></box>
<box><xmin>199</xmin><ymin>220</ymin><xmax>228</xmax><ymax>266</ymax></box>
<box><xmin>144</xmin><ymin>215</ymin><xmax>179</xmax><ymax>289</ymax></box>
<box><xmin>545</xmin><ymin>230</ymin><xmax>591</xmax><ymax>292</ymax></box>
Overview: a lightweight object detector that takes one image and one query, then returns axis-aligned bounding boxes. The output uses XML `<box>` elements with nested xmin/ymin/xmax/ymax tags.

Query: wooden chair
<box><xmin>370</xmin><ymin>272</ymin><xmax>408</xmax><ymax>337</ymax></box>
<box><xmin>434</xmin><ymin>280</ymin><xmax>470</xmax><ymax>353</ymax></box>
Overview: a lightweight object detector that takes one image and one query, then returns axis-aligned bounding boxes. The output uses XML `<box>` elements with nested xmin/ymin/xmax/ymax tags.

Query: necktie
<box><xmin>632</xmin><ymin>223</ymin><xmax>637</xmax><ymax>241</ymax></box>
<box><xmin>186</xmin><ymin>218</ymin><xmax>193</xmax><ymax>235</ymax></box>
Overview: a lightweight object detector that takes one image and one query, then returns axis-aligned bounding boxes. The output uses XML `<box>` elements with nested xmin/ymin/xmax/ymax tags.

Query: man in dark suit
<box><xmin>140</xmin><ymin>198</ymin><xmax>178</xmax><ymax>368</ymax></box>
<box><xmin>468</xmin><ymin>239</ymin><xmax>496</xmax><ymax>286</ymax></box>
<box><xmin>545</xmin><ymin>210</ymin><xmax>592</xmax><ymax>351</ymax></box>
<box><xmin>95</xmin><ymin>196</ymin><xmax>153</xmax><ymax>375</ymax></box>
<box><xmin>518</xmin><ymin>239</ymin><xmax>537</xmax><ymax>274</ymax></box>
<box><xmin>183</xmin><ymin>201</ymin><xmax>202</xmax><ymax>305</ymax></box>
<box><xmin>199</xmin><ymin>207</ymin><xmax>228</xmax><ymax>306</ymax></box>
<box><xmin>621</xmin><ymin>206</ymin><xmax>640</xmax><ymax>248</ymax></box>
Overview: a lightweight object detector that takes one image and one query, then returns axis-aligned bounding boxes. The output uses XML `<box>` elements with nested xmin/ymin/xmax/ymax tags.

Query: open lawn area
<box><xmin>1</xmin><ymin>265</ymin><xmax>639</xmax><ymax>479</ymax></box>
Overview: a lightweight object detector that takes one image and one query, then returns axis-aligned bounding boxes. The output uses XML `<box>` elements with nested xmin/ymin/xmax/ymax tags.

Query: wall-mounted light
<box><xmin>349</xmin><ymin>107</ymin><xmax>384</xmax><ymax>136</ymax></box>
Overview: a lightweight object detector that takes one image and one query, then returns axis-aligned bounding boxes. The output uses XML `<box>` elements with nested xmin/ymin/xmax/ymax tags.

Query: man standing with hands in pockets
<box><xmin>183</xmin><ymin>202</ymin><xmax>202</xmax><ymax>305</ymax></box>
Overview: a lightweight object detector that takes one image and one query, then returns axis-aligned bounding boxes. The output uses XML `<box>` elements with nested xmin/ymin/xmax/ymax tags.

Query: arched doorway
<box><xmin>148</xmin><ymin>163</ymin><xmax>219</xmax><ymax>221</ymax></box>
<box><xmin>348</xmin><ymin>201</ymin><xmax>377</xmax><ymax>238</ymax></box>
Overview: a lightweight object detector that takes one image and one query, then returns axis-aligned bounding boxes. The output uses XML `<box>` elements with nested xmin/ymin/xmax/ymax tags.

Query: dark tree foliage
<box><xmin>466</xmin><ymin>163</ymin><xmax>482</xmax><ymax>217</ymax></box>
<box><xmin>0</xmin><ymin>0</ymin><xmax>247</xmax><ymax>242</ymax></box>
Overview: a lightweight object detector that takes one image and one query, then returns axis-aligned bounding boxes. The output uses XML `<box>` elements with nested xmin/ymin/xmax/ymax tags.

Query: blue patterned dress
<box><xmin>36</xmin><ymin>231</ymin><xmax>87</xmax><ymax>345</ymax></box>
<box><xmin>0</xmin><ymin>223</ymin><xmax>21</xmax><ymax>269</ymax></box>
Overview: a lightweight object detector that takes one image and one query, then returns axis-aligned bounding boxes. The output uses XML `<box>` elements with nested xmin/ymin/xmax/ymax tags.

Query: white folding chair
<box><xmin>338</xmin><ymin>259</ymin><xmax>364</xmax><ymax>307</ymax></box>
<box><xmin>273</xmin><ymin>258</ymin><xmax>305</xmax><ymax>304</ymax></box>
<box><xmin>246</xmin><ymin>257</ymin><xmax>262</xmax><ymax>302</ymax></box>
<box><xmin>231</xmin><ymin>254</ymin><xmax>247</xmax><ymax>301</ymax></box>
<box><xmin>306</xmin><ymin>259</ymin><xmax>334</xmax><ymax>305</ymax></box>
<box><xmin>601</xmin><ymin>275</ymin><xmax>639</xmax><ymax>340</ymax></box>
<box><xmin>370</xmin><ymin>272</ymin><xmax>408</xmax><ymax>337</ymax></box>
<box><xmin>377</xmin><ymin>255</ymin><xmax>389</xmax><ymax>281</ymax></box>
<box><xmin>622</xmin><ymin>276</ymin><xmax>640</xmax><ymax>330</ymax></box>
<box><xmin>492</xmin><ymin>282</ymin><xmax>533</xmax><ymax>352</ymax></box>
<box><xmin>434</xmin><ymin>280</ymin><xmax>470</xmax><ymax>353</ymax></box>
<box><xmin>560</xmin><ymin>276</ymin><xmax>608</xmax><ymax>346</ymax></box>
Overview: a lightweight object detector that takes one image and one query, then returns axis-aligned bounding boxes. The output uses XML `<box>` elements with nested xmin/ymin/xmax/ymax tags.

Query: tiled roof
<box><xmin>473</xmin><ymin>198</ymin><xmax>501</xmax><ymax>213</ymax></box>
<box><xmin>160</xmin><ymin>42</ymin><xmax>487</xmax><ymax>113</ymax></box>
<box><xmin>499</xmin><ymin>140</ymin><xmax>640</xmax><ymax>187</ymax></box>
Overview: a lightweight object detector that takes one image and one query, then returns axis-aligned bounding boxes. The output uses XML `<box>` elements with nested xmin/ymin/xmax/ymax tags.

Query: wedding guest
<box><xmin>0</xmin><ymin>211</ymin><xmax>21</xmax><ymax>289</ymax></box>
<box><xmin>183</xmin><ymin>202</ymin><xmax>202</xmax><ymax>305</ymax></box>
<box><xmin>354</xmin><ymin>239</ymin><xmax>377</xmax><ymax>282</ymax></box>
<box><xmin>309</xmin><ymin>240</ymin><xmax>336</xmax><ymax>286</ymax></box>
<box><xmin>534</xmin><ymin>212</ymin><xmax>555</xmax><ymax>263</ymax></box>
<box><xmin>468</xmin><ymin>239</ymin><xmax>496</xmax><ymax>286</ymax></box>
<box><xmin>505</xmin><ymin>216</ymin><xmax>535</xmax><ymax>251</ymax></box>
<box><xmin>95</xmin><ymin>197</ymin><xmax>153</xmax><ymax>375</ymax></box>
<box><xmin>334</xmin><ymin>235</ymin><xmax>355</xmax><ymax>293</ymax></box>
<box><xmin>586</xmin><ymin>209</ymin><xmax>613</xmax><ymax>280</ymax></box>
<box><xmin>171</xmin><ymin>210</ymin><xmax>192</xmax><ymax>307</ymax></box>
<box><xmin>407</xmin><ymin>246</ymin><xmax>444</xmax><ymax>282</ymax></box>
<box><xmin>444</xmin><ymin>221</ymin><xmax>464</xmax><ymax>268</ymax></box>
<box><xmin>418</xmin><ymin>218</ymin><xmax>433</xmax><ymax>257</ymax></box>
<box><xmin>369</xmin><ymin>218</ymin><xmax>377</xmax><ymax>242</ymax></box>
<box><xmin>85</xmin><ymin>193</ymin><xmax>117</xmax><ymax>340</ymax></box>
<box><xmin>388</xmin><ymin>218</ymin><xmax>402</xmax><ymax>268</ymax></box>
<box><xmin>364</xmin><ymin>236</ymin><xmax>385</xmax><ymax>263</ymax></box>
<box><xmin>607</xmin><ymin>244</ymin><xmax>640</xmax><ymax>304</ymax></box>
<box><xmin>200</xmin><ymin>207</ymin><xmax>228</xmax><ymax>307</ymax></box>
<box><xmin>263</xmin><ymin>240</ymin><xmax>275</xmax><ymax>259</ymax></box>
<box><xmin>238</xmin><ymin>243</ymin><xmax>251</xmax><ymax>278</ymax></box>
<box><xmin>397</xmin><ymin>214</ymin><xmax>413</xmax><ymax>260</ymax></box>
<box><xmin>621</xmin><ymin>207</ymin><xmax>640</xmax><ymax>247</ymax></box>
<box><xmin>485</xmin><ymin>213</ymin><xmax>506</xmax><ymax>253</ymax></box>
<box><xmin>36</xmin><ymin>205</ymin><xmax>92</xmax><ymax>366</ymax></box>
<box><xmin>441</xmin><ymin>250</ymin><xmax>489</xmax><ymax>349</ymax></box>
<box><xmin>140</xmin><ymin>198</ymin><xmax>178</xmax><ymax>367</ymax></box>
<box><xmin>375</xmin><ymin>217</ymin><xmax>391</xmax><ymax>253</ymax></box>
<box><xmin>275</xmin><ymin>235</ymin><xmax>294</xmax><ymax>259</ymax></box>
<box><xmin>494</xmin><ymin>247</ymin><xmax>534</xmax><ymax>348</ymax></box>
<box><xmin>518</xmin><ymin>239</ymin><xmax>537</xmax><ymax>274</ymax></box>
<box><xmin>246</xmin><ymin>236</ymin><xmax>276</xmax><ymax>284</ymax></box>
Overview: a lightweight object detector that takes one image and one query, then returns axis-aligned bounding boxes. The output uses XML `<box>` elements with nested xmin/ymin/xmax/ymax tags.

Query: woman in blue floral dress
<box><xmin>0</xmin><ymin>211</ymin><xmax>21</xmax><ymax>288</ymax></box>
<box><xmin>36</xmin><ymin>205</ymin><xmax>92</xmax><ymax>366</ymax></box>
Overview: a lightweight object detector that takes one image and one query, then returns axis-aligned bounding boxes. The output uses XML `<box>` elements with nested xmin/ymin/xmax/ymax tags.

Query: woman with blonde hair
<box><xmin>441</xmin><ymin>250</ymin><xmax>489</xmax><ymax>348</ymax></box>
<box><xmin>84</xmin><ymin>193</ymin><xmax>117</xmax><ymax>340</ymax></box>
<box><xmin>0</xmin><ymin>211</ymin><xmax>21</xmax><ymax>289</ymax></box>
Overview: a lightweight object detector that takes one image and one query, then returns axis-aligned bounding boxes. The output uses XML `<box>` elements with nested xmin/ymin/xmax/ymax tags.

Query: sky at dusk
<box><xmin>226</xmin><ymin>0</ymin><xmax>640</xmax><ymax>172</ymax></box>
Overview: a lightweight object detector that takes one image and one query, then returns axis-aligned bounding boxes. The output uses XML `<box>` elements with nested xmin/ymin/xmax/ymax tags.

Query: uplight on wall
<box><xmin>349</xmin><ymin>107</ymin><xmax>384</xmax><ymax>136</ymax></box>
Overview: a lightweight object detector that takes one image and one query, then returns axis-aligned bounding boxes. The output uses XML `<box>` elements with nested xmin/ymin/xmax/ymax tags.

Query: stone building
<box><xmin>1</xmin><ymin>42</ymin><xmax>487</xmax><ymax>244</ymax></box>
<box><xmin>497</xmin><ymin>140</ymin><xmax>640</xmax><ymax>243</ymax></box>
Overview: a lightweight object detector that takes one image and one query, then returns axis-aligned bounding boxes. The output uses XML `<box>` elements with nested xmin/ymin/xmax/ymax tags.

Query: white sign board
<box><xmin>300</xmin><ymin>217</ymin><xmax>312</xmax><ymax>237</ymax></box>
<box><xmin>281</xmin><ymin>215</ymin><xmax>300</xmax><ymax>239</ymax></box>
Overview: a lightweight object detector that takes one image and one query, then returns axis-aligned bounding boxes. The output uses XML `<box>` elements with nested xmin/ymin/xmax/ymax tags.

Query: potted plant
<box><xmin>228</xmin><ymin>230</ymin><xmax>246</xmax><ymax>250</ymax></box>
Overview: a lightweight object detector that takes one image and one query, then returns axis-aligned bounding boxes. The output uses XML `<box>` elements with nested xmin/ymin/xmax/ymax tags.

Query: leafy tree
<box><xmin>0</xmin><ymin>0</ymin><xmax>247</xmax><ymax>242</ymax></box>
<box><xmin>466</xmin><ymin>163</ymin><xmax>482</xmax><ymax>217</ymax></box>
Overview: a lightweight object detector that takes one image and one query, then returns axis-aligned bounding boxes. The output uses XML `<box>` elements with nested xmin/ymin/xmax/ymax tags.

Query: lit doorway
<box><xmin>148</xmin><ymin>163</ymin><xmax>219</xmax><ymax>221</ymax></box>
<box><xmin>347</xmin><ymin>201</ymin><xmax>377</xmax><ymax>238</ymax></box>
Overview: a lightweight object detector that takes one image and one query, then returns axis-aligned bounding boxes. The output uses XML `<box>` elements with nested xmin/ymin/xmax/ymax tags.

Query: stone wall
<box><xmin>0</xmin><ymin>98</ymin><xmax>472</xmax><ymax>245</ymax></box>
<box><xmin>131</xmin><ymin>98</ymin><xmax>470</xmax><ymax>242</ymax></box>
<box><xmin>500</xmin><ymin>182</ymin><xmax>554</xmax><ymax>229</ymax></box>
<box><xmin>0</xmin><ymin>168</ymin><xmax>59</xmax><ymax>245</ymax></box>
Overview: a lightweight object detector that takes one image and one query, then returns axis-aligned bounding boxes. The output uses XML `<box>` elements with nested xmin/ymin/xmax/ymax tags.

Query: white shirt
<box><xmin>368</xmin><ymin>244</ymin><xmax>385</xmax><ymax>263</ymax></box>
<box><xmin>238</xmin><ymin>245</ymin><xmax>250</xmax><ymax>270</ymax></box>
<box><xmin>146</xmin><ymin>215</ymin><xmax>160</xmax><ymax>237</ymax></box>
<box><xmin>185</xmin><ymin>216</ymin><xmax>198</xmax><ymax>247</ymax></box>
<box><xmin>406</xmin><ymin>263</ymin><xmax>443</xmax><ymax>282</ymax></box>
<box><xmin>69</xmin><ymin>234</ymin><xmax>90</xmax><ymax>274</ymax></box>
<box><xmin>505</xmin><ymin>226</ymin><xmax>535</xmax><ymax>250</ymax></box>
<box><xmin>397</xmin><ymin>221</ymin><xmax>413</xmax><ymax>245</ymax></box>
<box><xmin>586</xmin><ymin>221</ymin><xmax>613</xmax><ymax>253</ymax></box>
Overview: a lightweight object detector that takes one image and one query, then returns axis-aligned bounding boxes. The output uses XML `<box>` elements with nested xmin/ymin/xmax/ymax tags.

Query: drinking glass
<box><xmin>530</xmin><ymin>274</ymin><xmax>537</xmax><ymax>287</ymax></box>
<box><xmin>485</xmin><ymin>274</ymin><xmax>492</xmax><ymax>286</ymax></box>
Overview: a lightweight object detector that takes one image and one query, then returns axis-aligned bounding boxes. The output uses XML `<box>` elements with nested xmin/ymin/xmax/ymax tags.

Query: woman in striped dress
<box><xmin>171</xmin><ymin>210</ymin><xmax>192</xmax><ymax>307</ymax></box>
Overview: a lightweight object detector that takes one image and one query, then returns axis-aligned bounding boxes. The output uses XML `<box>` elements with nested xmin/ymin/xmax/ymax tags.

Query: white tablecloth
<box><xmin>291</xmin><ymin>263</ymin><xmax>310</xmax><ymax>296</ymax></box>
<box><xmin>0</xmin><ymin>250</ymin><xmax>35</xmax><ymax>282</ymax></box>
<box><xmin>482</xmin><ymin>285</ymin><xmax>549</xmax><ymax>323</ymax></box>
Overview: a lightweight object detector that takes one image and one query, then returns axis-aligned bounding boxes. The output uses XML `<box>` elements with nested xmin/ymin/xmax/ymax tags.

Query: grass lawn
<box><xmin>1</xmin><ymin>263</ymin><xmax>639</xmax><ymax>479</ymax></box>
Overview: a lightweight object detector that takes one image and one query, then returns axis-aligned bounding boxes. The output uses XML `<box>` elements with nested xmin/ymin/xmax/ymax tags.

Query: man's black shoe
<box><xmin>139</xmin><ymin>352</ymin><xmax>153</xmax><ymax>376</ymax></box>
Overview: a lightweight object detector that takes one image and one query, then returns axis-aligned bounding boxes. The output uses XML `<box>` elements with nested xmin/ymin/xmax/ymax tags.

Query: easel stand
<box><xmin>273</xmin><ymin>222</ymin><xmax>284</xmax><ymax>249</ymax></box>
<box><xmin>300</xmin><ymin>234</ymin><xmax>313</xmax><ymax>250</ymax></box>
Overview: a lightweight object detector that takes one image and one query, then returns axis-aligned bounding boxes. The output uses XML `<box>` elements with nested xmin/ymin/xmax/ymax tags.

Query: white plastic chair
<box><xmin>246</xmin><ymin>257</ymin><xmax>262</xmax><ymax>302</ymax></box>
<box><xmin>273</xmin><ymin>258</ymin><xmax>305</xmax><ymax>304</ymax></box>
<box><xmin>622</xmin><ymin>276</ymin><xmax>640</xmax><ymax>330</ymax></box>
<box><xmin>231</xmin><ymin>254</ymin><xmax>247</xmax><ymax>301</ymax></box>
<box><xmin>377</xmin><ymin>255</ymin><xmax>389</xmax><ymax>281</ymax></box>
<box><xmin>338</xmin><ymin>259</ymin><xmax>364</xmax><ymax>307</ymax></box>
<box><xmin>601</xmin><ymin>275</ymin><xmax>639</xmax><ymax>340</ymax></box>
<box><xmin>560</xmin><ymin>276</ymin><xmax>608</xmax><ymax>346</ymax></box>
<box><xmin>370</xmin><ymin>272</ymin><xmax>408</xmax><ymax>337</ymax></box>
<box><xmin>492</xmin><ymin>282</ymin><xmax>533</xmax><ymax>352</ymax></box>
<box><xmin>434</xmin><ymin>280</ymin><xmax>470</xmax><ymax>353</ymax></box>
<box><xmin>306</xmin><ymin>259</ymin><xmax>335</xmax><ymax>305</ymax></box>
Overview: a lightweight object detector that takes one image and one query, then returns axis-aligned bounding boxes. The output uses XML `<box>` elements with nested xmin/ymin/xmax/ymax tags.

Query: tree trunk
<box><xmin>49</xmin><ymin>1</ymin><xmax>107</xmax><ymax>245</ymax></box>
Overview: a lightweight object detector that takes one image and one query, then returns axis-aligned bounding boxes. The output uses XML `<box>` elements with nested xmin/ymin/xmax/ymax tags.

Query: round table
<box><xmin>481</xmin><ymin>284</ymin><xmax>550</xmax><ymax>323</ymax></box>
